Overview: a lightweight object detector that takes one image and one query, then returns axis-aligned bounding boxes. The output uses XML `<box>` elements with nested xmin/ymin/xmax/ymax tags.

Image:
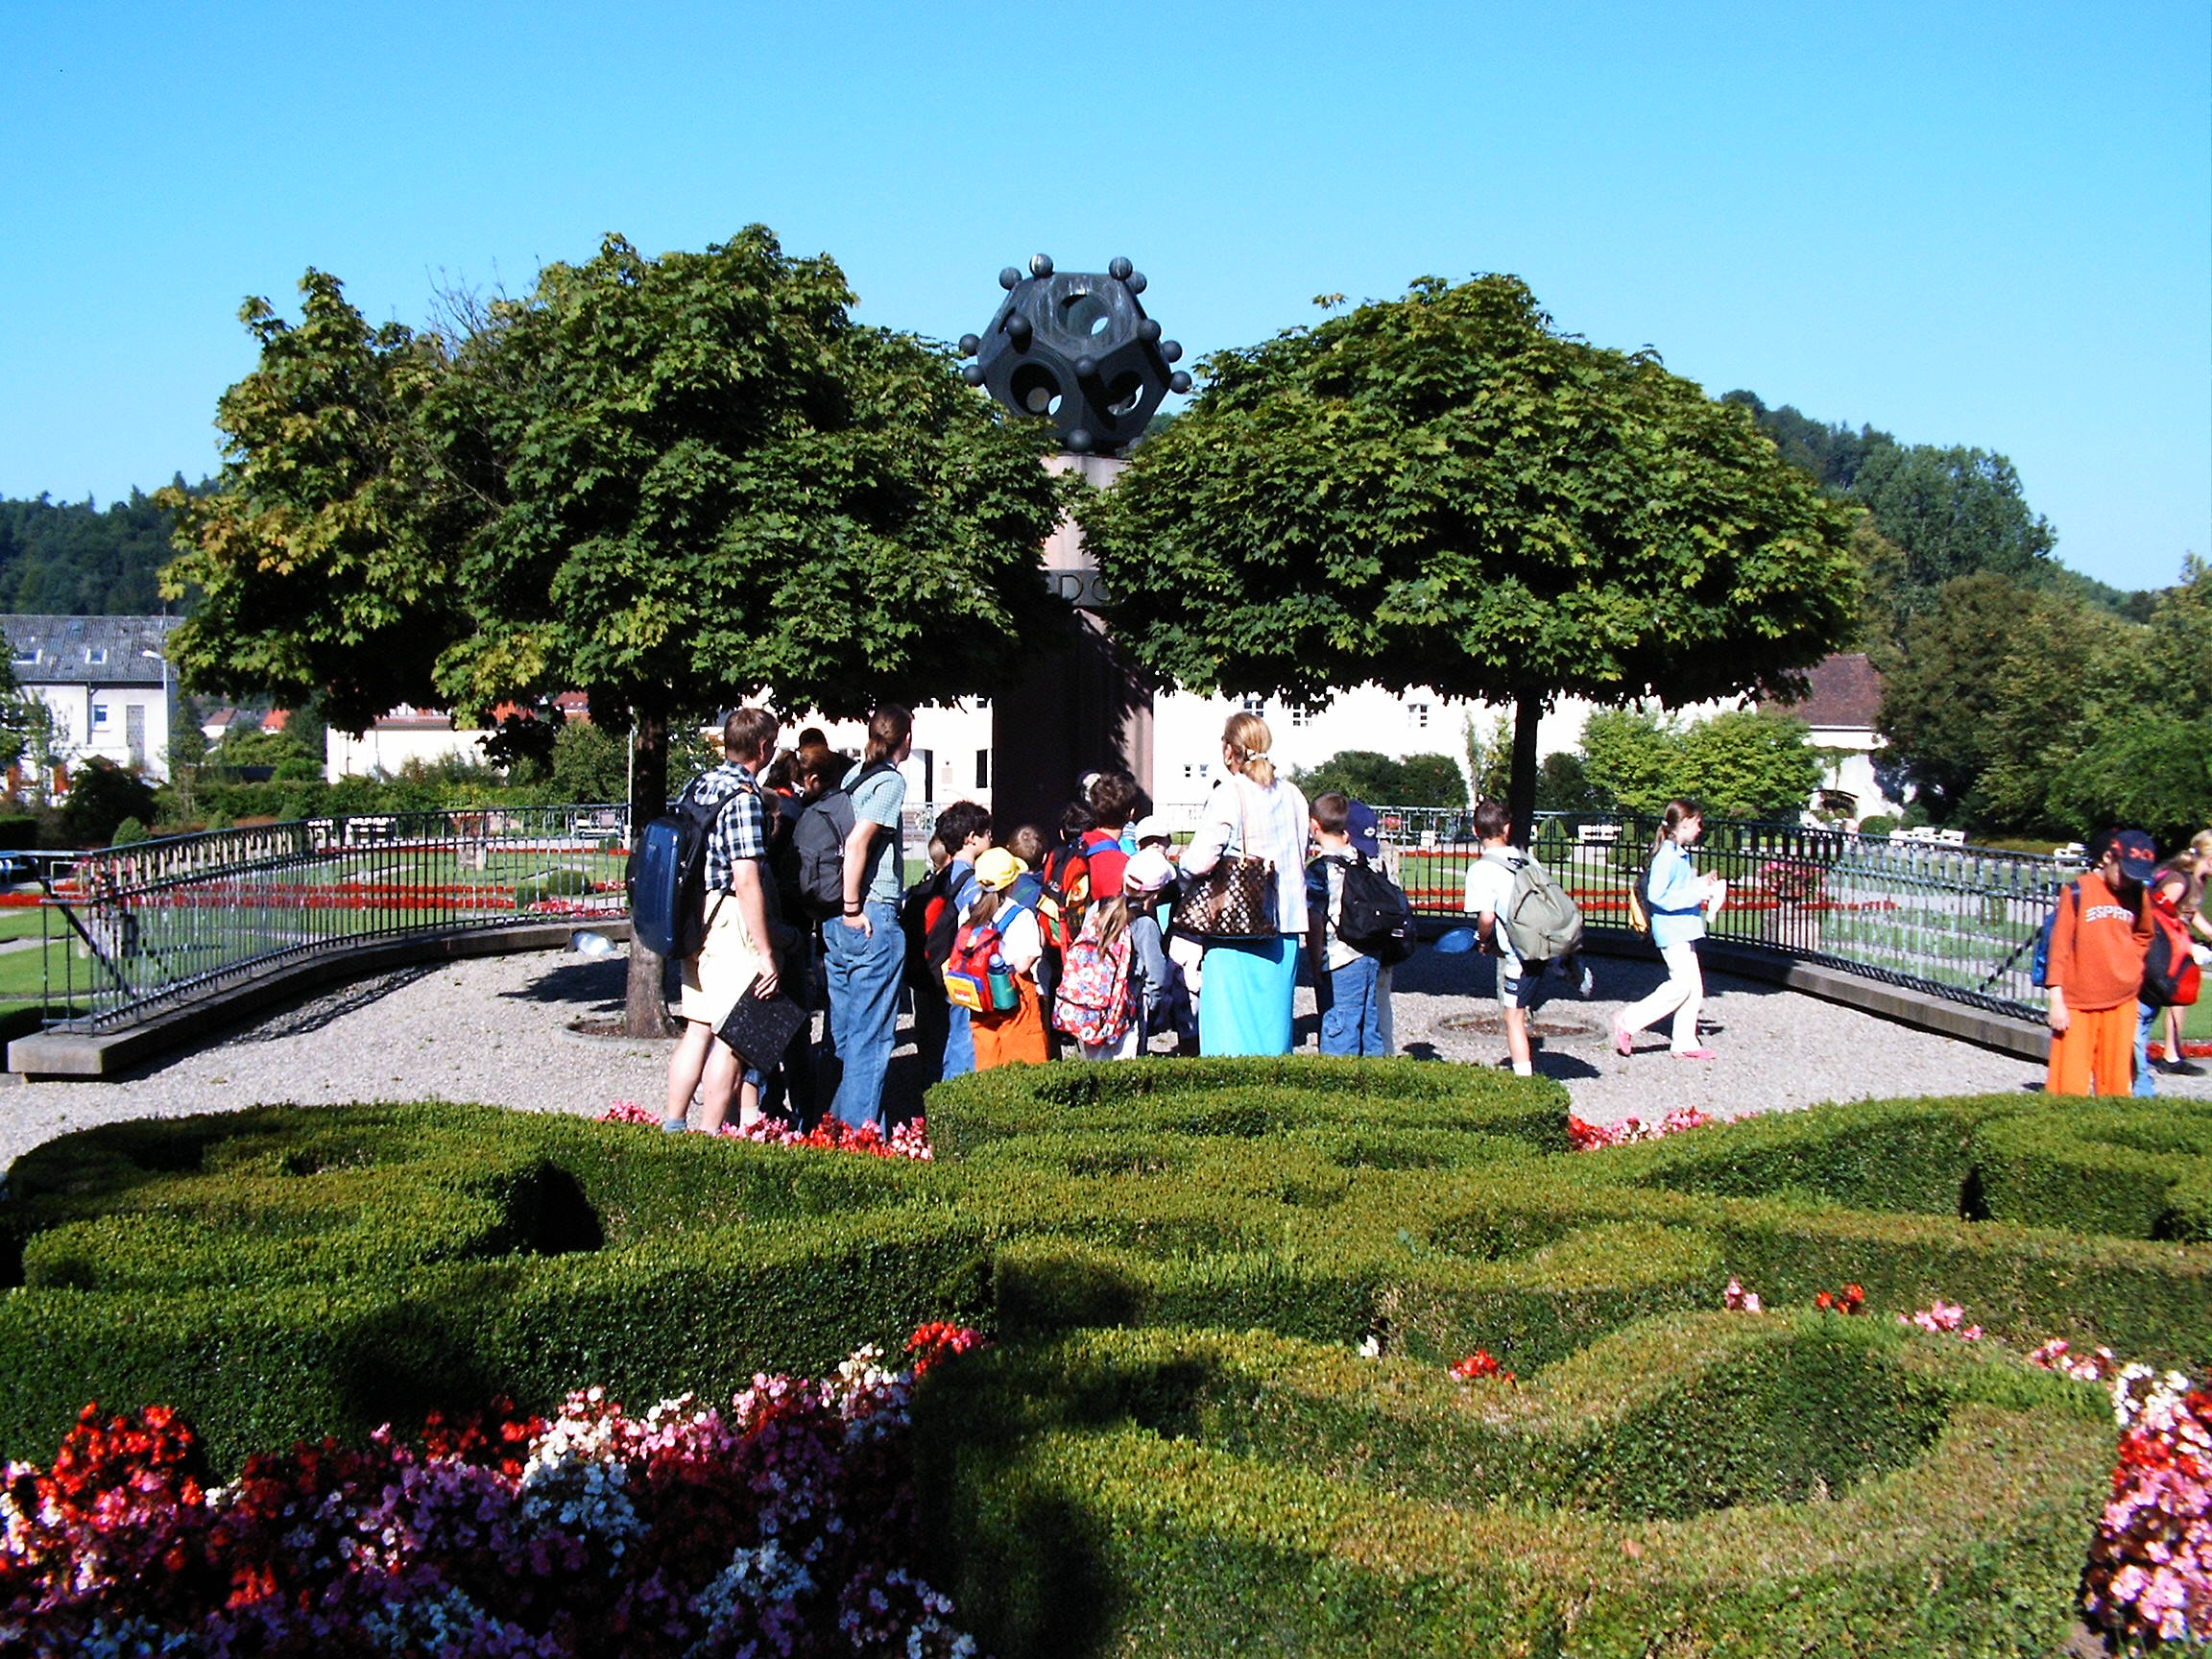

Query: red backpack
<box><xmin>2143</xmin><ymin>891</ymin><xmax>2201</xmax><ymax>1008</ymax></box>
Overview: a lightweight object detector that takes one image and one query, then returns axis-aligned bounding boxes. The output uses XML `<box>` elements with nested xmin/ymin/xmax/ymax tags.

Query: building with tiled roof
<box><xmin>1761</xmin><ymin>653</ymin><xmax>1902</xmax><ymax>823</ymax></box>
<box><xmin>0</xmin><ymin>614</ymin><xmax>182</xmax><ymax>782</ymax></box>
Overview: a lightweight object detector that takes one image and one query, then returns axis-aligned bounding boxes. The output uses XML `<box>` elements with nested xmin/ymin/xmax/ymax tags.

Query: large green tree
<box><xmin>1873</xmin><ymin>572</ymin><xmax>2047</xmax><ymax>826</ymax></box>
<box><xmin>161</xmin><ymin>229</ymin><xmax>1068</xmax><ymax>1031</ymax></box>
<box><xmin>1080</xmin><ymin>276</ymin><xmax>1861</xmax><ymax>843</ymax></box>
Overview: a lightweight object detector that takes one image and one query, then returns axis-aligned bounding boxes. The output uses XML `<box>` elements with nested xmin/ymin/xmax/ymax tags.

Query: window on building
<box><xmin>973</xmin><ymin>697</ymin><xmax>991</xmax><ymax>709</ymax></box>
<box><xmin>1290</xmin><ymin>708</ymin><xmax>1312</xmax><ymax>728</ymax></box>
<box><xmin>1239</xmin><ymin>695</ymin><xmax>1265</xmax><ymax>715</ymax></box>
<box><xmin>975</xmin><ymin>749</ymin><xmax>990</xmax><ymax>789</ymax></box>
<box><xmin>91</xmin><ymin>704</ymin><xmax>109</xmax><ymax>729</ymax></box>
<box><xmin>84</xmin><ymin>647</ymin><xmax>108</xmax><ymax>665</ymax></box>
<box><xmin>1408</xmin><ymin>703</ymin><xmax>1431</xmax><ymax>730</ymax></box>
<box><xmin>10</xmin><ymin>649</ymin><xmax>36</xmax><ymax>669</ymax></box>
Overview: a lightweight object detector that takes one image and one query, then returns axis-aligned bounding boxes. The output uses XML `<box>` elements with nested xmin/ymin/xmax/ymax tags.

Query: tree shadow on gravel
<box><xmin>228</xmin><ymin>967</ymin><xmax>442</xmax><ymax>1043</ymax></box>
<box><xmin>497</xmin><ymin>955</ymin><xmax>626</xmax><ymax>1014</ymax></box>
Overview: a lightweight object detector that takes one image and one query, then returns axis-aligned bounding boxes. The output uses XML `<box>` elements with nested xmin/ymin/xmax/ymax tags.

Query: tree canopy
<box><xmin>1288</xmin><ymin>749</ymin><xmax>1467</xmax><ymax>810</ymax></box>
<box><xmin>1722</xmin><ymin>392</ymin><xmax>2077</xmax><ymax>629</ymax></box>
<box><xmin>159</xmin><ymin>228</ymin><xmax>1070</xmax><ymax>1029</ymax></box>
<box><xmin>0</xmin><ymin>486</ymin><xmax>207</xmax><ymax>615</ymax></box>
<box><xmin>1080</xmin><ymin>276</ymin><xmax>1861</xmax><ymax>838</ymax></box>
<box><xmin>1879</xmin><ymin>559</ymin><xmax>2212</xmax><ymax>841</ymax></box>
<box><xmin>1575</xmin><ymin>707</ymin><xmax>1820</xmax><ymax>822</ymax></box>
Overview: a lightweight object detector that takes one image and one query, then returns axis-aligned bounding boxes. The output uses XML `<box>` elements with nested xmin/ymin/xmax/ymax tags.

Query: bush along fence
<box><xmin>5</xmin><ymin>805</ymin><xmax>2065</xmax><ymax>1036</ymax></box>
<box><xmin>2</xmin><ymin>1065</ymin><xmax>2207</xmax><ymax>1653</ymax></box>
<box><xmin>10</xmin><ymin>805</ymin><xmax>628</xmax><ymax>1032</ymax></box>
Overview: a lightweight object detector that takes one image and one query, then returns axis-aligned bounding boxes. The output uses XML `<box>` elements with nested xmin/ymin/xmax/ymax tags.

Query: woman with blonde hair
<box><xmin>1177</xmin><ymin>711</ymin><xmax>1310</xmax><ymax>1055</ymax></box>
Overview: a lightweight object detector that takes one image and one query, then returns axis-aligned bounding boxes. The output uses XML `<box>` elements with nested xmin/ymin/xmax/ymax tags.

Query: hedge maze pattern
<box><xmin>3</xmin><ymin>1060</ymin><xmax>2208</xmax><ymax>1656</ymax></box>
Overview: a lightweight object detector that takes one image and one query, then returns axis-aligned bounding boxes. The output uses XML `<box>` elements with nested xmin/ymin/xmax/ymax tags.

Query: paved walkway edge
<box><xmin>7</xmin><ymin>921</ymin><xmax>636</xmax><ymax>1080</ymax></box>
<box><xmin>1572</xmin><ymin>926</ymin><xmax>2050</xmax><ymax>1063</ymax></box>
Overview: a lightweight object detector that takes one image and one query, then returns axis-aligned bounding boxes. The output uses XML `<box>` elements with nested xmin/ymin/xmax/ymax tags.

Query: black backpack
<box><xmin>792</xmin><ymin>760</ymin><xmax>899</xmax><ymax>920</ymax></box>
<box><xmin>1337</xmin><ymin>854</ymin><xmax>1419</xmax><ymax>965</ymax></box>
<box><xmin>900</xmin><ymin>862</ymin><xmax>962</xmax><ymax>992</ymax></box>
<box><xmin>629</xmin><ymin>777</ymin><xmax>722</xmax><ymax>960</ymax></box>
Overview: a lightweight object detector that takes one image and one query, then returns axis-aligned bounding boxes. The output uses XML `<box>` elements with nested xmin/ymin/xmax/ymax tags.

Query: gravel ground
<box><xmin>5</xmin><ymin>938</ymin><xmax>2207</xmax><ymax>1178</ymax></box>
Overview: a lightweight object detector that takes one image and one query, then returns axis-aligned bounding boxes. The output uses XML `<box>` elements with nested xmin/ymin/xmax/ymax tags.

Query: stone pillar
<box><xmin>990</xmin><ymin>452</ymin><xmax>1154</xmax><ymax>836</ymax></box>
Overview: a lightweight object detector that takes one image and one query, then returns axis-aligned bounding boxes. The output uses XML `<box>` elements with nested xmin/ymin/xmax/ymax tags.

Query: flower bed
<box><xmin>598</xmin><ymin>1100</ymin><xmax>933</xmax><ymax>1160</ymax></box>
<box><xmin>2</xmin><ymin>1326</ymin><xmax>983</xmax><ymax>1656</ymax></box>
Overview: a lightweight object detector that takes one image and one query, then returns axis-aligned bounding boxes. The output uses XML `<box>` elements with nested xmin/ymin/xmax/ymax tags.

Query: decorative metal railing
<box><xmin>1367</xmin><ymin>808</ymin><xmax>2067</xmax><ymax>1022</ymax></box>
<box><xmin>10</xmin><ymin>807</ymin><xmax>629</xmax><ymax>1032</ymax></box>
<box><xmin>1</xmin><ymin>803</ymin><xmax>2068</xmax><ymax>1040</ymax></box>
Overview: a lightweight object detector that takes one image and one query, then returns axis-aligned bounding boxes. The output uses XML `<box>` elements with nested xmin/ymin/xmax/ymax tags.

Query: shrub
<box><xmin>4</xmin><ymin>1071</ymin><xmax>2208</xmax><ymax>1652</ymax></box>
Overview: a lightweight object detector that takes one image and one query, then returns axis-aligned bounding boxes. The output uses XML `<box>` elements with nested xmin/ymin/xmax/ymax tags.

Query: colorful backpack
<box><xmin>1051</xmin><ymin>913</ymin><xmax>1134</xmax><ymax>1046</ymax></box>
<box><xmin>942</xmin><ymin>917</ymin><xmax>1018</xmax><ymax>1015</ymax></box>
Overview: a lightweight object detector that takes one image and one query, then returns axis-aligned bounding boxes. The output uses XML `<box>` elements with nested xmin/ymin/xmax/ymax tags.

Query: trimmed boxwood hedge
<box><xmin>3</xmin><ymin>1060</ymin><xmax>2206</xmax><ymax>1654</ymax></box>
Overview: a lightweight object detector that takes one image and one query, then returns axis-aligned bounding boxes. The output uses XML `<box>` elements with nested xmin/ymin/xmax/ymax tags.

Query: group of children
<box><xmin>910</xmin><ymin>776</ymin><xmax>1558</xmax><ymax>1075</ymax></box>
<box><xmin>905</xmin><ymin>782</ymin><xmax>1195</xmax><ymax>1075</ymax></box>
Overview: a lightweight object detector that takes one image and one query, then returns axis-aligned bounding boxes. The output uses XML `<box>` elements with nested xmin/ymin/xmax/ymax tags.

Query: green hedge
<box><xmin>912</xmin><ymin>1319</ymin><xmax>2107</xmax><ymax>1659</ymax></box>
<box><xmin>5</xmin><ymin>1065</ymin><xmax>2209</xmax><ymax>1653</ymax></box>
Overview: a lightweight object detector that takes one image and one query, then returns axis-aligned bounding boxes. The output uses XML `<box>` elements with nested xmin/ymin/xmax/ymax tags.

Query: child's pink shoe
<box><xmin>1612</xmin><ymin>1022</ymin><xmax>1633</xmax><ymax>1057</ymax></box>
<box><xmin>1671</xmin><ymin>1047</ymin><xmax>1717</xmax><ymax>1061</ymax></box>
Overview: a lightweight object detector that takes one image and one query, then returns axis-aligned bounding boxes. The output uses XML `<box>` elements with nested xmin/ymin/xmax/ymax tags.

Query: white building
<box><xmin>1759</xmin><ymin>653</ymin><xmax>1903</xmax><ymax>823</ymax></box>
<box><xmin>325</xmin><ymin>706</ymin><xmax>488</xmax><ymax>778</ymax></box>
<box><xmin>0</xmin><ymin>613</ymin><xmax>182</xmax><ymax>782</ymax></box>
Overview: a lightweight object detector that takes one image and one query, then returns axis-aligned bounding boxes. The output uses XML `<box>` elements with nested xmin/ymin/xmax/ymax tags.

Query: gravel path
<box><xmin>5</xmin><ymin>939</ymin><xmax>2205</xmax><ymax>1177</ymax></box>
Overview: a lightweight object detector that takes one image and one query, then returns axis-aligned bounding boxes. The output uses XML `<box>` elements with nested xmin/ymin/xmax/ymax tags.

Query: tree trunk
<box><xmin>623</xmin><ymin>708</ymin><xmax>674</xmax><ymax>1039</ymax></box>
<box><xmin>1508</xmin><ymin>689</ymin><xmax>1543</xmax><ymax>851</ymax></box>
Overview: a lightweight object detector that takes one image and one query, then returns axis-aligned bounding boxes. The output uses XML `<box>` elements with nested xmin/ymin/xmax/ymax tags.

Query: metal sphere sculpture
<box><xmin>956</xmin><ymin>253</ymin><xmax>1191</xmax><ymax>455</ymax></box>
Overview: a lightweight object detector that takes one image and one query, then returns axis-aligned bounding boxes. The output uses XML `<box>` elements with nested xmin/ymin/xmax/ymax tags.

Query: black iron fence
<box><xmin>1371</xmin><ymin>808</ymin><xmax>2066</xmax><ymax>1021</ymax></box>
<box><xmin>0</xmin><ymin>805</ymin><xmax>2067</xmax><ymax>1039</ymax></box>
<box><xmin>11</xmin><ymin>807</ymin><xmax>628</xmax><ymax>1032</ymax></box>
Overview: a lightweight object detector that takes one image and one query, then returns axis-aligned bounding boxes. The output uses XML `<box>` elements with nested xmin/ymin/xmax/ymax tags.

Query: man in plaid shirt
<box><xmin>664</xmin><ymin>707</ymin><xmax>781</xmax><ymax>1134</ymax></box>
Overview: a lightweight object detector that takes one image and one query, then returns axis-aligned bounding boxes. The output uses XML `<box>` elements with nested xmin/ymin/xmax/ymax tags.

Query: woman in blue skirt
<box><xmin>1178</xmin><ymin>712</ymin><xmax>1310</xmax><ymax>1055</ymax></box>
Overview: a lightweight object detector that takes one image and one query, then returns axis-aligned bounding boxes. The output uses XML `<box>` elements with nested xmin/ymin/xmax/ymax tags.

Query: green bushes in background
<box><xmin>4</xmin><ymin>1065</ymin><xmax>2207</xmax><ymax>1654</ymax></box>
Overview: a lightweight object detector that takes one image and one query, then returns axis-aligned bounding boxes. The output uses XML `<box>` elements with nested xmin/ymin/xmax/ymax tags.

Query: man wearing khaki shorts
<box><xmin>663</xmin><ymin>707</ymin><xmax>781</xmax><ymax>1133</ymax></box>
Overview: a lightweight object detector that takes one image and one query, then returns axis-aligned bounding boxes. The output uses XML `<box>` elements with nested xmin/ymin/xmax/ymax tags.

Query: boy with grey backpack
<box><xmin>1459</xmin><ymin>800</ymin><xmax>1586</xmax><ymax>1076</ymax></box>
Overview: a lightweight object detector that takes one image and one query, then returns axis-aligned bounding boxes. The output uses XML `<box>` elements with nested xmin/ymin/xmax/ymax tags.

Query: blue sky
<box><xmin>3</xmin><ymin>1</ymin><xmax>2204</xmax><ymax>590</ymax></box>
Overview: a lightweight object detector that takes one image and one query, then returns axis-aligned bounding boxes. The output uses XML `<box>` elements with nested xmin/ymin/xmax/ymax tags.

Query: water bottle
<box><xmin>571</xmin><ymin>930</ymin><xmax>615</xmax><ymax>958</ymax></box>
<box><xmin>986</xmin><ymin>950</ymin><xmax>1019</xmax><ymax>1013</ymax></box>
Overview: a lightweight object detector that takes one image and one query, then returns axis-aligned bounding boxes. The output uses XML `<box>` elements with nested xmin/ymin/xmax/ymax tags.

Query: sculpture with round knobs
<box><xmin>955</xmin><ymin>254</ymin><xmax>1187</xmax><ymax>454</ymax></box>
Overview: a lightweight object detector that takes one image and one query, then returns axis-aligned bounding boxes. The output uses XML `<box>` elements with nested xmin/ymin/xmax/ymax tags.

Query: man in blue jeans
<box><xmin>822</xmin><ymin>705</ymin><xmax>912</xmax><ymax>1131</ymax></box>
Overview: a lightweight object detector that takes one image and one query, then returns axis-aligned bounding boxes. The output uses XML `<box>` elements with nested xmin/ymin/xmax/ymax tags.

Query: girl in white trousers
<box><xmin>1615</xmin><ymin>801</ymin><xmax>1725</xmax><ymax>1060</ymax></box>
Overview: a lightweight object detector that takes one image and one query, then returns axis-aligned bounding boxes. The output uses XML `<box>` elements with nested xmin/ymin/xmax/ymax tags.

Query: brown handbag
<box><xmin>1180</xmin><ymin>779</ymin><xmax>1279</xmax><ymax>942</ymax></box>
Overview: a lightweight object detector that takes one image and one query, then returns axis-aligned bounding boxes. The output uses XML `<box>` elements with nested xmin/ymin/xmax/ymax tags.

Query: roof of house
<box><xmin>0</xmin><ymin>614</ymin><xmax>181</xmax><ymax>686</ymax></box>
<box><xmin>1765</xmin><ymin>652</ymin><xmax>1884</xmax><ymax>731</ymax></box>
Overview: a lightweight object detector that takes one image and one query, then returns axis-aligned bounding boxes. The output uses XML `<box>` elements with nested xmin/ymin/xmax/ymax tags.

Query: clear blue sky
<box><xmin>3</xmin><ymin>1</ymin><xmax>2204</xmax><ymax>590</ymax></box>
